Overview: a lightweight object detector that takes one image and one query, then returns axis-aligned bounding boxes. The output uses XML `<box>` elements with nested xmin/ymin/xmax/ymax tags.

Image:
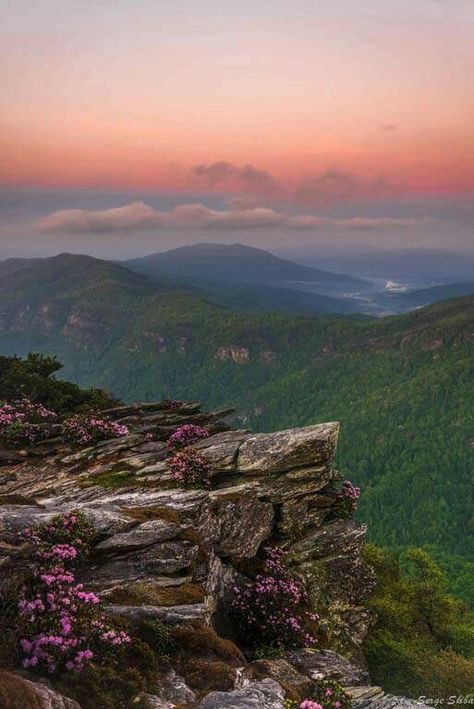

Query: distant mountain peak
<box><xmin>127</xmin><ymin>242</ymin><xmax>368</xmax><ymax>289</ymax></box>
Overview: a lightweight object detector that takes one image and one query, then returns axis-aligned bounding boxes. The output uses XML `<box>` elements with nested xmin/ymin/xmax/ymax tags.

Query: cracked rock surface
<box><xmin>0</xmin><ymin>401</ymin><xmax>425</xmax><ymax>708</ymax></box>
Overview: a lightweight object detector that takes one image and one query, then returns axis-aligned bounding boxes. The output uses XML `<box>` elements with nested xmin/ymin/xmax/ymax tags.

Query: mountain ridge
<box><xmin>0</xmin><ymin>252</ymin><xmax>472</xmax><ymax>604</ymax></box>
<box><xmin>126</xmin><ymin>241</ymin><xmax>369</xmax><ymax>287</ymax></box>
<box><xmin>0</xmin><ymin>251</ymin><xmax>363</xmax><ymax>317</ymax></box>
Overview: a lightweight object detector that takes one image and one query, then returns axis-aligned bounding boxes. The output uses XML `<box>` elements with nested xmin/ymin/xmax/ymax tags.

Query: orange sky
<box><xmin>1</xmin><ymin>0</ymin><xmax>474</xmax><ymax>204</ymax></box>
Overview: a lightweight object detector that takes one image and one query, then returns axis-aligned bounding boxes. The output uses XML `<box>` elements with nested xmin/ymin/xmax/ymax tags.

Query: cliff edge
<box><xmin>0</xmin><ymin>401</ymin><xmax>427</xmax><ymax>708</ymax></box>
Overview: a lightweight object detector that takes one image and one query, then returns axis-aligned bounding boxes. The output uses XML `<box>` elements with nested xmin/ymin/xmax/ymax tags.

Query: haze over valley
<box><xmin>1</xmin><ymin>0</ymin><xmax>473</xmax><ymax>703</ymax></box>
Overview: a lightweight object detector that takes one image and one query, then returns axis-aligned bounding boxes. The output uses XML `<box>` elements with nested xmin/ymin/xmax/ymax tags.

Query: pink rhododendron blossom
<box><xmin>336</xmin><ymin>480</ymin><xmax>361</xmax><ymax>517</ymax></box>
<box><xmin>25</xmin><ymin>511</ymin><xmax>96</xmax><ymax>566</ymax></box>
<box><xmin>0</xmin><ymin>399</ymin><xmax>57</xmax><ymax>444</ymax></box>
<box><xmin>18</xmin><ymin>564</ymin><xmax>129</xmax><ymax>673</ymax></box>
<box><xmin>231</xmin><ymin>546</ymin><xmax>318</xmax><ymax>650</ymax></box>
<box><xmin>168</xmin><ymin>449</ymin><xmax>211</xmax><ymax>488</ymax></box>
<box><xmin>61</xmin><ymin>413</ymin><xmax>129</xmax><ymax>446</ymax></box>
<box><xmin>18</xmin><ymin>511</ymin><xmax>130</xmax><ymax>674</ymax></box>
<box><xmin>167</xmin><ymin>423</ymin><xmax>209</xmax><ymax>450</ymax></box>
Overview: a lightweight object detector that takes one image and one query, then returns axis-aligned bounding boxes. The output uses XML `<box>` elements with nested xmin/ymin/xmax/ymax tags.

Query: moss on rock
<box><xmin>0</xmin><ymin>494</ymin><xmax>42</xmax><ymax>507</ymax></box>
<box><xmin>171</xmin><ymin>622</ymin><xmax>246</xmax><ymax>666</ymax></box>
<box><xmin>183</xmin><ymin>659</ymin><xmax>236</xmax><ymax>695</ymax></box>
<box><xmin>123</xmin><ymin>505</ymin><xmax>182</xmax><ymax>525</ymax></box>
<box><xmin>107</xmin><ymin>582</ymin><xmax>205</xmax><ymax>607</ymax></box>
<box><xmin>0</xmin><ymin>672</ymin><xmax>44</xmax><ymax>709</ymax></box>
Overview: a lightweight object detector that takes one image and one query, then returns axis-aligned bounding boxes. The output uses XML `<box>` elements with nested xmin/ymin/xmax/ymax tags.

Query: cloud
<box><xmin>193</xmin><ymin>161</ymin><xmax>278</xmax><ymax>192</ymax></box>
<box><xmin>225</xmin><ymin>195</ymin><xmax>262</xmax><ymax>211</ymax></box>
<box><xmin>36</xmin><ymin>202</ymin><xmax>164</xmax><ymax>233</ymax></box>
<box><xmin>35</xmin><ymin>201</ymin><xmax>431</xmax><ymax>234</ymax></box>
<box><xmin>193</xmin><ymin>161</ymin><xmax>402</xmax><ymax>206</ymax></box>
<box><xmin>296</xmin><ymin>169</ymin><xmax>396</xmax><ymax>206</ymax></box>
<box><xmin>285</xmin><ymin>215</ymin><xmax>427</xmax><ymax>230</ymax></box>
<box><xmin>326</xmin><ymin>216</ymin><xmax>430</xmax><ymax>230</ymax></box>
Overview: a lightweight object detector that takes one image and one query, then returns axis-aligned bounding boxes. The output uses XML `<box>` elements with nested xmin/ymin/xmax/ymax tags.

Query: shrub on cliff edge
<box><xmin>231</xmin><ymin>545</ymin><xmax>319</xmax><ymax>653</ymax></box>
<box><xmin>61</xmin><ymin>413</ymin><xmax>129</xmax><ymax>446</ymax></box>
<box><xmin>363</xmin><ymin>544</ymin><xmax>474</xmax><ymax>699</ymax></box>
<box><xmin>0</xmin><ymin>353</ymin><xmax>117</xmax><ymax>415</ymax></box>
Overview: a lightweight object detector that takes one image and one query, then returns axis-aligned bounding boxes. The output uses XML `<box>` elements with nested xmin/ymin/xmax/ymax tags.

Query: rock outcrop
<box><xmin>215</xmin><ymin>345</ymin><xmax>250</xmax><ymax>363</ymax></box>
<box><xmin>0</xmin><ymin>670</ymin><xmax>81</xmax><ymax>708</ymax></box>
<box><xmin>0</xmin><ymin>401</ymin><xmax>424</xmax><ymax>709</ymax></box>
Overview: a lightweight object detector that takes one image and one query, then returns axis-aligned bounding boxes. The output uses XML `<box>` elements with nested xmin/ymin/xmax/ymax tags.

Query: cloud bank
<box><xmin>192</xmin><ymin>161</ymin><xmax>277</xmax><ymax>193</ymax></box>
<box><xmin>192</xmin><ymin>162</ymin><xmax>401</xmax><ymax>206</ymax></box>
<box><xmin>296</xmin><ymin>170</ymin><xmax>397</xmax><ymax>206</ymax></box>
<box><xmin>35</xmin><ymin>201</ymin><xmax>430</xmax><ymax>234</ymax></box>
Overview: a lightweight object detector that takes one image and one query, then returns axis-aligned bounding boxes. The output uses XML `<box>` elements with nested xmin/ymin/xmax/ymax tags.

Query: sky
<box><xmin>1</xmin><ymin>0</ymin><xmax>473</xmax><ymax>259</ymax></box>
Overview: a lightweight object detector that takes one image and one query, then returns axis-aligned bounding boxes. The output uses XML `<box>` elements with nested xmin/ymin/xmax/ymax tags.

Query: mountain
<box><xmin>126</xmin><ymin>242</ymin><xmax>368</xmax><ymax>288</ymax></box>
<box><xmin>0</xmin><ymin>253</ymin><xmax>473</xmax><ymax>603</ymax></box>
<box><xmin>0</xmin><ymin>252</ymin><xmax>168</xmax><ymax>302</ymax></box>
<box><xmin>127</xmin><ymin>244</ymin><xmax>474</xmax><ymax>317</ymax></box>
<box><xmin>198</xmin><ymin>281</ymin><xmax>360</xmax><ymax>315</ymax></box>
<box><xmin>302</xmin><ymin>248</ymin><xmax>474</xmax><ymax>282</ymax></box>
<box><xmin>0</xmin><ymin>253</ymin><xmax>201</xmax><ymax>364</ymax></box>
<box><xmin>125</xmin><ymin>242</ymin><xmax>371</xmax><ymax>315</ymax></box>
<box><xmin>0</xmin><ymin>257</ymin><xmax>39</xmax><ymax>277</ymax></box>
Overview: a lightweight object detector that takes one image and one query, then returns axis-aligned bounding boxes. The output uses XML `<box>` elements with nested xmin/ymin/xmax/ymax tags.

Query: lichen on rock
<box><xmin>0</xmin><ymin>400</ymin><xmax>424</xmax><ymax>708</ymax></box>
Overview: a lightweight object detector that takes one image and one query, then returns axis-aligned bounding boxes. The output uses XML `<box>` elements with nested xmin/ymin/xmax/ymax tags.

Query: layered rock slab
<box><xmin>0</xmin><ymin>401</ymin><xmax>377</xmax><ymax>707</ymax></box>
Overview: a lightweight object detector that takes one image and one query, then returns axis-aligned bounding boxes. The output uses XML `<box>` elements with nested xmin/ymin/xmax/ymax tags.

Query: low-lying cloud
<box><xmin>35</xmin><ymin>201</ymin><xmax>429</xmax><ymax>234</ymax></box>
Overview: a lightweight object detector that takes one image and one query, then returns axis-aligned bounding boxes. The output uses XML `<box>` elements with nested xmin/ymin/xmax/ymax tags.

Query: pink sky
<box><xmin>2</xmin><ymin>0</ymin><xmax>474</xmax><ymax>205</ymax></box>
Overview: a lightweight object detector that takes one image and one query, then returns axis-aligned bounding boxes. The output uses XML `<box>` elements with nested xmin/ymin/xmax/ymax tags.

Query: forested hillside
<box><xmin>229</xmin><ymin>307</ymin><xmax>474</xmax><ymax>604</ymax></box>
<box><xmin>0</xmin><ymin>254</ymin><xmax>472</xmax><ymax>603</ymax></box>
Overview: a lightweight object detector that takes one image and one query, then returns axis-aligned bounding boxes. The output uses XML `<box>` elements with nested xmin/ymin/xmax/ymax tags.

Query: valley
<box><xmin>0</xmin><ymin>250</ymin><xmax>473</xmax><ymax>604</ymax></box>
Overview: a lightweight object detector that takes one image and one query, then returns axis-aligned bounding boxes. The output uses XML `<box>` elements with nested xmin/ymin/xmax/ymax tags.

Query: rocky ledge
<box><xmin>0</xmin><ymin>401</ymin><xmax>426</xmax><ymax>708</ymax></box>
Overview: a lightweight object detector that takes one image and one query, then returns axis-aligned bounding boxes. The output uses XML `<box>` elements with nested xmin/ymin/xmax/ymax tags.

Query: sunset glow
<box><xmin>2</xmin><ymin>0</ymin><xmax>474</xmax><ymax>197</ymax></box>
<box><xmin>1</xmin><ymin>0</ymin><xmax>473</xmax><ymax>257</ymax></box>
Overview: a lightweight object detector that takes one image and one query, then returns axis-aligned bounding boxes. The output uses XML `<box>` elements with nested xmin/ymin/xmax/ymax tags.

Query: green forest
<box><xmin>364</xmin><ymin>545</ymin><xmax>474</xmax><ymax>697</ymax></box>
<box><xmin>0</xmin><ymin>255</ymin><xmax>472</xmax><ymax>606</ymax></box>
<box><xmin>1</xmin><ymin>351</ymin><xmax>473</xmax><ymax>699</ymax></box>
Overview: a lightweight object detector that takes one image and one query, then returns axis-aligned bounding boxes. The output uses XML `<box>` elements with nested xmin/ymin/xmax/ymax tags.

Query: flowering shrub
<box><xmin>61</xmin><ymin>413</ymin><xmax>129</xmax><ymax>446</ymax></box>
<box><xmin>18</xmin><ymin>511</ymin><xmax>130</xmax><ymax>675</ymax></box>
<box><xmin>335</xmin><ymin>480</ymin><xmax>360</xmax><ymax>517</ymax></box>
<box><xmin>231</xmin><ymin>546</ymin><xmax>319</xmax><ymax>652</ymax></box>
<box><xmin>24</xmin><ymin>511</ymin><xmax>96</xmax><ymax>565</ymax></box>
<box><xmin>167</xmin><ymin>423</ymin><xmax>209</xmax><ymax>451</ymax></box>
<box><xmin>168</xmin><ymin>449</ymin><xmax>211</xmax><ymax>489</ymax></box>
<box><xmin>18</xmin><ymin>566</ymin><xmax>130</xmax><ymax>674</ymax></box>
<box><xmin>314</xmin><ymin>679</ymin><xmax>352</xmax><ymax>709</ymax></box>
<box><xmin>284</xmin><ymin>680</ymin><xmax>351</xmax><ymax>709</ymax></box>
<box><xmin>0</xmin><ymin>399</ymin><xmax>56</xmax><ymax>445</ymax></box>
